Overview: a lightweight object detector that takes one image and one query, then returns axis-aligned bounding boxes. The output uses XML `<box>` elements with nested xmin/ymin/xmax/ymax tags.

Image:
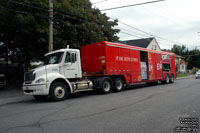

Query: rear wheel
<box><xmin>100</xmin><ymin>79</ymin><xmax>112</xmax><ymax>94</ymax></box>
<box><xmin>113</xmin><ymin>78</ymin><xmax>124</xmax><ymax>92</ymax></box>
<box><xmin>162</xmin><ymin>74</ymin><xmax>169</xmax><ymax>84</ymax></box>
<box><xmin>170</xmin><ymin>74</ymin><xmax>174</xmax><ymax>83</ymax></box>
<box><xmin>49</xmin><ymin>82</ymin><xmax>68</xmax><ymax>101</ymax></box>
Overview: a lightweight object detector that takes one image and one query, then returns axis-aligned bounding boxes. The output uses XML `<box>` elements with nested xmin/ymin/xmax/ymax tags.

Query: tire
<box><xmin>100</xmin><ymin>79</ymin><xmax>112</xmax><ymax>94</ymax></box>
<box><xmin>162</xmin><ymin>74</ymin><xmax>169</xmax><ymax>84</ymax></box>
<box><xmin>33</xmin><ymin>95</ymin><xmax>48</xmax><ymax>101</ymax></box>
<box><xmin>170</xmin><ymin>74</ymin><xmax>174</xmax><ymax>83</ymax></box>
<box><xmin>113</xmin><ymin>78</ymin><xmax>124</xmax><ymax>92</ymax></box>
<box><xmin>49</xmin><ymin>82</ymin><xmax>68</xmax><ymax>101</ymax></box>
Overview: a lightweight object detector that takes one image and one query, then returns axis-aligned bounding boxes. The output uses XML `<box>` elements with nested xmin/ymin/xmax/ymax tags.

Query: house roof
<box><xmin>117</xmin><ymin>38</ymin><xmax>154</xmax><ymax>48</ymax></box>
<box><xmin>180</xmin><ymin>60</ymin><xmax>188</xmax><ymax>66</ymax></box>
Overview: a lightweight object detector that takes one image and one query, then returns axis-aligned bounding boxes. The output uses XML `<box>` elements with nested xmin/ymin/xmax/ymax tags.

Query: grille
<box><xmin>25</xmin><ymin>71</ymin><xmax>35</xmax><ymax>84</ymax></box>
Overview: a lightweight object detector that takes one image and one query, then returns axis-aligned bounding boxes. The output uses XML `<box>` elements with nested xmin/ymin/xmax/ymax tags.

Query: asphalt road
<box><xmin>0</xmin><ymin>77</ymin><xmax>199</xmax><ymax>133</ymax></box>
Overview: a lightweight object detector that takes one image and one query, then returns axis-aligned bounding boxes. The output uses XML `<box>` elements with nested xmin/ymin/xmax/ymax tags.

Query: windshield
<box><xmin>44</xmin><ymin>52</ymin><xmax>64</xmax><ymax>65</ymax></box>
<box><xmin>198</xmin><ymin>70</ymin><xmax>200</xmax><ymax>73</ymax></box>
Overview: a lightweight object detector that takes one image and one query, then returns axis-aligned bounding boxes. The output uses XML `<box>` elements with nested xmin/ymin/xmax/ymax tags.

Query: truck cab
<box><xmin>23</xmin><ymin>48</ymin><xmax>92</xmax><ymax>101</ymax></box>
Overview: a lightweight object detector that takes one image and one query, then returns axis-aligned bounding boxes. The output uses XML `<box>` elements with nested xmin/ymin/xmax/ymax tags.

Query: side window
<box><xmin>70</xmin><ymin>52</ymin><xmax>76</xmax><ymax>63</ymax></box>
<box><xmin>65</xmin><ymin>52</ymin><xmax>77</xmax><ymax>63</ymax></box>
<box><xmin>65</xmin><ymin>52</ymin><xmax>71</xmax><ymax>63</ymax></box>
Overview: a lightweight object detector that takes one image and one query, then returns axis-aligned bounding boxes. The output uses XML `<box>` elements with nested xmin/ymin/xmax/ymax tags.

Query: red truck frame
<box><xmin>81</xmin><ymin>41</ymin><xmax>176</xmax><ymax>89</ymax></box>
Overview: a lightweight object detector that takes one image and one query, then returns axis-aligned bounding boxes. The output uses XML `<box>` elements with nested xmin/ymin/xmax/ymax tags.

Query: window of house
<box><xmin>152</xmin><ymin>45</ymin><xmax>157</xmax><ymax>50</ymax></box>
<box><xmin>182</xmin><ymin>65</ymin><xmax>184</xmax><ymax>70</ymax></box>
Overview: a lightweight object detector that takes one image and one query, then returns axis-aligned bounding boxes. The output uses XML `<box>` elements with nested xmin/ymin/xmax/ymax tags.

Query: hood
<box><xmin>33</xmin><ymin>64</ymin><xmax>60</xmax><ymax>78</ymax></box>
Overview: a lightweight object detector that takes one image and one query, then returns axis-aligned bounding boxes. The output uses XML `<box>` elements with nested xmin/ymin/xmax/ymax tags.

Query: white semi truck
<box><xmin>23</xmin><ymin>48</ymin><xmax>96</xmax><ymax>101</ymax></box>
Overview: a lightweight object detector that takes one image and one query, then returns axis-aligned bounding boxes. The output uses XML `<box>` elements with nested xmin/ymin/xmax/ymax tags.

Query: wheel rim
<box><xmin>116</xmin><ymin>80</ymin><xmax>122</xmax><ymax>90</ymax></box>
<box><xmin>171</xmin><ymin>76</ymin><xmax>174</xmax><ymax>82</ymax></box>
<box><xmin>166</xmin><ymin>75</ymin><xmax>169</xmax><ymax>83</ymax></box>
<box><xmin>54</xmin><ymin>86</ymin><xmax>65</xmax><ymax>99</ymax></box>
<box><xmin>103</xmin><ymin>81</ymin><xmax>110</xmax><ymax>92</ymax></box>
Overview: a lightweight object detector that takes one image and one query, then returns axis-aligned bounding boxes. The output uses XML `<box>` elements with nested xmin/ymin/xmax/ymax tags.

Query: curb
<box><xmin>176</xmin><ymin>75</ymin><xmax>195</xmax><ymax>80</ymax></box>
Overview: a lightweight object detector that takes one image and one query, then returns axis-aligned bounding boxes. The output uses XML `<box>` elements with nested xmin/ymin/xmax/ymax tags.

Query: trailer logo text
<box><xmin>116</xmin><ymin>56</ymin><xmax>138</xmax><ymax>62</ymax></box>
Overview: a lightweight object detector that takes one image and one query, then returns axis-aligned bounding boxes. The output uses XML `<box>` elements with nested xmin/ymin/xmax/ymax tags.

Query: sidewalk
<box><xmin>176</xmin><ymin>74</ymin><xmax>195</xmax><ymax>80</ymax></box>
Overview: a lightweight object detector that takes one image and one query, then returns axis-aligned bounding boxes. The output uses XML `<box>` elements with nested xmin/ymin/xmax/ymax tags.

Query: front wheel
<box><xmin>49</xmin><ymin>82</ymin><xmax>68</xmax><ymax>101</ymax></box>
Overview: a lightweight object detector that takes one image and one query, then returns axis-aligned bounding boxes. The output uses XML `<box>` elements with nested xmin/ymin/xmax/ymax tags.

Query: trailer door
<box><xmin>155</xmin><ymin>54</ymin><xmax>163</xmax><ymax>80</ymax></box>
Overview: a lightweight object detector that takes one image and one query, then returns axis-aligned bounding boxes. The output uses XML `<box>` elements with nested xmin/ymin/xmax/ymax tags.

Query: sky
<box><xmin>90</xmin><ymin>0</ymin><xmax>200</xmax><ymax>50</ymax></box>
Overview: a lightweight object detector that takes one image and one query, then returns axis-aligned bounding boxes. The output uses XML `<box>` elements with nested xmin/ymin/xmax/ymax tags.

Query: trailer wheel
<box><xmin>100</xmin><ymin>79</ymin><xmax>112</xmax><ymax>94</ymax></box>
<box><xmin>49</xmin><ymin>82</ymin><xmax>68</xmax><ymax>101</ymax></box>
<box><xmin>162</xmin><ymin>74</ymin><xmax>170</xmax><ymax>84</ymax></box>
<box><xmin>33</xmin><ymin>95</ymin><xmax>48</xmax><ymax>101</ymax></box>
<box><xmin>113</xmin><ymin>78</ymin><xmax>124</xmax><ymax>92</ymax></box>
<box><xmin>170</xmin><ymin>74</ymin><xmax>174</xmax><ymax>83</ymax></box>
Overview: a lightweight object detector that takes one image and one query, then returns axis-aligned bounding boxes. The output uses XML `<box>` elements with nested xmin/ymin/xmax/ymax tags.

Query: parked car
<box><xmin>0</xmin><ymin>74</ymin><xmax>6</xmax><ymax>89</ymax></box>
<box><xmin>196</xmin><ymin>70</ymin><xmax>200</xmax><ymax>79</ymax></box>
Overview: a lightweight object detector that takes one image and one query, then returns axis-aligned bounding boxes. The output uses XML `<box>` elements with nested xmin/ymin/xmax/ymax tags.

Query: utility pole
<box><xmin>49</xmin><ymin>0</ymin><xmax>53</xmax><ymax>52</ymax></box>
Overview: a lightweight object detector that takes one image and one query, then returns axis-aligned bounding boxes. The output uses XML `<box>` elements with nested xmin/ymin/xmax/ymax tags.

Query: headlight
<box><xmin>35</xmin><ymin>78</ymin><xmax>45</xmax><ymax>83</ymax></box>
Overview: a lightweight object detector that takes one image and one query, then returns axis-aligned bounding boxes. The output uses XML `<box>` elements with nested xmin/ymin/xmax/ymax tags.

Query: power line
<box><xmin>5</xmin><ymin>0</ymin><xmax>177</xmax><ymax>46</ymax></box>
<box><xmin>92</xmin><ymin>0</ymin><xmax>108</xmax><ymax>4</ymax></box>
<box><xmin>3</xmin><ymin>0</ymin><xmax>199</xmax><ymax>48</ymax></box>
<box><xmin>100</xmin><ymin>0</ymin><xmax>165</xmax><ymax>11</ymax></box>
<box><xmin>111</xmin><ymin>18</ymin><xmax>188</xmax><ymax>45</ymax></box>
<box><xmin>120</xmin><ymin>31</ymin><xmax>143</xmax><ymax>39</ymax></box>
<box><xmin>182</xmin><ymin>54</ymin><xmax>200</xmax><ymax>57</ymax></box>
<box><xmin>120</xmin><ymin>31</ymin><xmax>172</xmax><ymax>47</ymax></box>
<box><xmin>119</xmin><ymin>27</ymin><xmax>150</xmax><ymax>38</ymax></box>
<box><xmin>7</xmin><ymin>0</ymin><xmax>48</xmax><ymax>12</ymax></box>
<box><xmin>7</xmin><ymin>0</ymin><xmax>107</xmax><ymax>26</ymax></box>
<box><xmin>0</xmin><ymin>6</ymin><xmax>48</xmax><ymax>19</ymax></box>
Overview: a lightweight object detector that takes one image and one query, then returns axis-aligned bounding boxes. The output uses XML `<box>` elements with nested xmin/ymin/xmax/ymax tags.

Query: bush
<box><xmin>192</xmin><ymin>67</ymin><xmax>199</xmax><ymax>74</ymax></box>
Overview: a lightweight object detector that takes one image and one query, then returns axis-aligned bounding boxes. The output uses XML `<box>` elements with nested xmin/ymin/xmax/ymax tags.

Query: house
<box><xmin>166</xmin><ymin>52</ymin><xmax>188</xmax><ymax>73</ymax></box>
<box><xmin>179</xmin><ymin>59</ymin><xmax>188</xmax><ymax>73</ymax></box>
<box><xmin>117</xmin><ymin>37</ymin><xmax>161</xmax><ymax>51</ymax></box>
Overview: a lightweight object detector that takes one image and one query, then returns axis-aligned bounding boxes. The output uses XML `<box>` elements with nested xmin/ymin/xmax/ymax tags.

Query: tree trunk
<box><xmin>25</xmin><ymin>59</ymin><xmax>30</xmax><ymax>72</ymax></box>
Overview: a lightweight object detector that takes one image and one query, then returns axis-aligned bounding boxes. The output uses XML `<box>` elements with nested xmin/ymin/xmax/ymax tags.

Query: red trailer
<box><xmin>81</xmin><ymin>41</ymin><xmax>176</xmax><ymax>91</ymax></box>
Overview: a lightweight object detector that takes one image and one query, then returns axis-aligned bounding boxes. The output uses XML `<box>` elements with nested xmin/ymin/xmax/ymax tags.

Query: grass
<box><xmin>177</xmin><ymin>73</ymin><xmax>191</xmax><ymax>78</ymax></box>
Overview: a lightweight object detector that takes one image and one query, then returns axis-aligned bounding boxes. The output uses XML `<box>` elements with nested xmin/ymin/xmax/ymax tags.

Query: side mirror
<box><xmin>39</xmin><ymin>62</ymin><xmax>44</xmax><ymax>66</ymax></box>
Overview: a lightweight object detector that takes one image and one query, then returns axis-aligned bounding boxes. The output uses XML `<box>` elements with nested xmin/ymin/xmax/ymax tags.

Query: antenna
<box><xmin>67</xmin><ymin>45</ymin><xmax>69</xmax><ymax>49</ymax></box>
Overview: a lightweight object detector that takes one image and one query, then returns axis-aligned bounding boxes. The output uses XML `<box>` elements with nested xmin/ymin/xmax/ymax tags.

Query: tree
<box><xmin>0</xmin><ymin>0</ymin><xmax>120</xmax><ymax>71</ymax></box>
<box><xmin>171</xmin><ymin>44</ymin><xmax>200</xmax><ymax>69</ymax></box>
<box><xmin>171</xmin><ymin>44</ymin><xmax>187</xmax><ymax>56</ymax></box>
<box><xmin>187</xmin><ymin>48</ymin><xmax>200</xmax><ymax>69</ymax></box>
